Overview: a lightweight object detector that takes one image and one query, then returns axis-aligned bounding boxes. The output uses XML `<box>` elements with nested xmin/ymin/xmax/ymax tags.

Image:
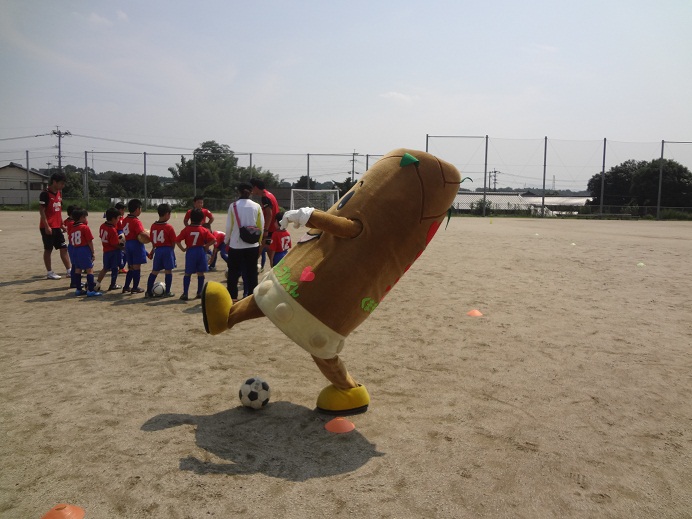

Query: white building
<box><xmin>0</xmin><ymin>162</ymin><xmax>49</xmax><ymax>205</ymax></box>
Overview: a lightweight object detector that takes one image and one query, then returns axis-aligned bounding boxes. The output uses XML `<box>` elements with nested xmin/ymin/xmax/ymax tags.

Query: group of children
<box><xmin>64</xmin><ymin>198</ymin><xmax>291</xmax><ymax>301</ymax></box>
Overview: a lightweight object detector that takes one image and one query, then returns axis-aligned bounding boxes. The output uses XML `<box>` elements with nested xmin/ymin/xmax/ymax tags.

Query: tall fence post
<box><xmin>84</xmin><ymin>151</ymin><xmax>89</xmax><ymax>209</ymax></box>
<box><xmin>307</xmin><ymin>153</ymin><xmax>311</xmax><ymax>189</ymax></box>
<box><xmin>657</xmin><ymin>140</ymin><xmax>665</xmax><ymax>220</ymax></box>
<box><xmin>541</xmin><ymin>137</ymin><xmax>547</xmax><ymax>217</ymax></box>
<box><xmin>193</xmin><ymin>154</ymin><xmax>197</xmax><ymax>196</ymax></box>
<box><xmin>143</xmin><ymin>152</ymin><xmax>148</xmax><ymax>210</ymax></box>
<box><xmin>25</xmin><ymin>150</ymin><xmax>30</xmax><ymax>208</ymax></box>
<box><xmin>482</xmin><ymin>135</ymin><xmax>488</xmax><ymax>217</ymax></box>
<box><xmin>599</xmin><ymin>138</ymin><xmax>607</xmax><ymax>215</ymax></box>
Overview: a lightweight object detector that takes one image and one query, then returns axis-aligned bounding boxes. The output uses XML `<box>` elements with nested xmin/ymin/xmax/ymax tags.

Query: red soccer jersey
<box><xmin>150</xmin><ymin>221</ymin><xmax>177</xmax><ymax>248</ymax></box>
<box><xmin>69</xmin><ymin>222</ymin><xmax>94</xmax><ymax>248</ymax></box>
<box><xmin>261</xmin><ymin>190</ymin><xmax>280</xmax><ymax>232</ymax></box>
<box><xmin>213</xmin><ymin>230</ymin><xmax>226</xmax><ymax>248</ymax></box>
<box><xmin>39</xmin><ymin>189</ymin><xmax>63</xmax><ymax>229</ymax></box>
<box><xmin>64</xmin><ymin>217</ymin><xmax>75</xmax><ymax>239</ymax></box>
<box><xmin>99</xmin><ymin>222</ymin><xmax>121</xmax><ymax>252</ymax></box>
<box><xmin>176</xmin><ymin>224</ymin><xmax>214</xmax><ymax>248</ymax></box>
<box><xmin>184</xmin><ymin>208</ymin><xmax>213</xmax><ymax>224</ymax></box>
<box><xmin>269</xmin><ymin>229</ymin><xmax>292</xmax><ymax>253</ymax></box>
<box><xmin>122</xmin><ymin>215</ymin><xmax>145</xmax><ymax>241</ymax></box>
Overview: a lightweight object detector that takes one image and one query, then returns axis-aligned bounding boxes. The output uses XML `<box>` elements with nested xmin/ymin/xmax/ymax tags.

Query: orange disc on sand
<box><xmin>325</xmin><ymin>417</ymin><xmax>356</xmax><ymax>433</ymax></box>
<box><xmin>467</xmin><ymin>309</ymin><xmax>483</xmax><ymax>317</ymax></box>
<box><xmin>41</xmin><ymin>504</ymin><xmax>85</xmax><ymax>519</ymax></box>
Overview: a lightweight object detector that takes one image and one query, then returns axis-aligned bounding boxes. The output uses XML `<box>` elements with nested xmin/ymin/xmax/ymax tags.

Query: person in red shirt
<box><xmin>146</xmin><ymin>203</ymin><xmax>177</xmax><ymax>298</ymax></box>
<box><xmin>39</xmin><ymin>172</ymin><xmax>71</xmax><ymax>280</ymax></box>
<box><xmin>68</xmin><ymin>208</ymin><xmax>102</xmax><ymax>297</ymax></box>
<box><xmin>121</xmin><ymin>199</ymin><xmax>151</xmax><ymax>294</ymax></box>
<box><xmin>184</xmin><ymin>196</ymin><xmax>214</xmax><ymax>227</ymax></box>
<box><xmin>115</xmin><ymin>201</ymin><xmax>127</xmax><ymax>273</ymax></box>
<box><xmin>94</xmin><ymin>208</ymin><xmax>124</xmax><ymax>292</ymax></box>
<box><xmin>203</xmin><ymin>224</ymin><xmax>227</xmax><ymax>271</ymax></box>
<box><xmin>268</xmin><ymin>211</ymin><xmax>292</xmax><ymax>265</ymax></box>
<box><xmin>175</xmin><ymin>208</ymin><xmax>215</xmax><ymax>301</ymax></box>
<box><xmin>250</xmin><ymin>178</ymin><xmax>280</xmax><ymax>268</ymax></box>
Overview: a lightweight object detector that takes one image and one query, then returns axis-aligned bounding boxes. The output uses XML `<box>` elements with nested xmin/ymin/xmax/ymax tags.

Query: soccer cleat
<box><xmin>208</xmin><ymin>266</ymin><xmax>217</xmax><ymax>272</ymax></box>
<box><xmin>74</xmin><ymin>289</ymin><xmax>87</xmax><ymax>296</ymax></box>
<box><xmin>107</xmin><ymin>284</ymin><xmax>121</xmax><ymax>291</ymax></box>
<box><xmin>130</xmin><ymin>287</ymin><xmax>144</xmax><ymax>294</ymax></box>
<box><xmin>86</xmin><ymin>291</ymin><xmax>103</xmax><ymax>297</ymax></box>
<box><xmin>201</xmin><ymin>281</ymin><xmax>232</xmax><ymax>335</ymax></box>
<box><xmin>47</xmin><ymin>271</ymin><xmax>62</xmax><ymax>280</ymax></box>
<box><xmin>194</xmin><ymin>293</ymin><xmax>202</xmax><ymax>299</ymax></box>
<box><xmin>179</xmin><ymin>294</ymin><xmax>189</xmax><ymax>301</ymax></box>
<box><xmin>162</xmin><ymin>292</ymin><xmax>175</xmax><ymax>298</ymax></box>
<box><xmin>122</xmin><ymin>287</ymin><xmax>131</xmax><ymax>294</ymax></box>
<box><xmin>316</xmin><ymin>384</ymin><xmax>370</xmax><ymax>415</ymax></box>
<box><xmin>94</xmin><ymin>282</ymin><xmax>101</xmax><ymax>292</ymax></box>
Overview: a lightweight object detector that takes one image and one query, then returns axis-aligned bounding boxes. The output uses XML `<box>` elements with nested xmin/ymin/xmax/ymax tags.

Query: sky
<box><xmin>1</xmin><ymin>0</ymin><xmax>691</xmax><ymax>189</ymax></box>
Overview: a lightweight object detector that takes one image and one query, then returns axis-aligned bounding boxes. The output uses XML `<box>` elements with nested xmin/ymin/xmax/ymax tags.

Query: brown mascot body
<box><xmin>202</xmin><ymin>148</ymin><xmax>461</xmax><ymax>414</ymax></box>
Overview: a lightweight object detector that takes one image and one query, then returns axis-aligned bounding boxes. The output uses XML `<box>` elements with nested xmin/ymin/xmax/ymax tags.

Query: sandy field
<box><xmin>1</xmin><ymin>211</ymin><xmax>691</xmax><ymax>518</ymax></box>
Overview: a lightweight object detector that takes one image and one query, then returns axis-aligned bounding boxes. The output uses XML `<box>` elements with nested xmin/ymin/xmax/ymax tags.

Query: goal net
<box><xmin>290</xmin><ymin>189</ymin><xmax>340</xmax><ymax>211</ymax></box>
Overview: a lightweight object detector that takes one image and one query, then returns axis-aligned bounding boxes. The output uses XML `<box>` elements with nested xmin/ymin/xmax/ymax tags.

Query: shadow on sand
<box><xmin>142</xmin><ymin>401</ymin><xmax>383</xmax><ymax>481</ymax></box>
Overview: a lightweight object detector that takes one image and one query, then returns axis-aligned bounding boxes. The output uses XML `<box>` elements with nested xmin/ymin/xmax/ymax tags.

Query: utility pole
<box><xmin>52</xmin><ymin>127</ymin><xmax>72</xmax><ymax>171</ymax></box>
<box><xmin>489</xmin><ymin>169</ymin><xmax>500</xmax><ymax>191</ymax></box>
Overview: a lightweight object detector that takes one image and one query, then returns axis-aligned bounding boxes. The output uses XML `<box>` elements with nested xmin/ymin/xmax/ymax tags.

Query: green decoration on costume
<box><xmin>360</xmin><ymin>297</ymin><xmax>379</xmax><ymax>313</ymax></box>
<box><xmin>400</xmin><ymin>153</ymin><xmax>419</xmax><ymax>167</ymax></box>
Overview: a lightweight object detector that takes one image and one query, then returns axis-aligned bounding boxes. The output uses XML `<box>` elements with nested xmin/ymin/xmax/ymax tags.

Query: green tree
<box><xmin>586</xmin><ymin>160</ymin><xmax>646</xmax><ymax>207</ymax></box>
<box><xmin>630</xmin><ymin>159</ymin><xmax>692</xmax><ymax>208</ymax></box>
<box><xmin>169</xmin><ymin>141</ymin><xmax>240</xmax><ymax>196</ymax></box>
<box><xmin>332</xmin><ymin>177</ymin><xmax>355</xmax><ymax>196</ymax></box>
<box><xmin>293</xmin><ymin>175</ymin><xmax>317</xmax><ymax>189</ymax></box>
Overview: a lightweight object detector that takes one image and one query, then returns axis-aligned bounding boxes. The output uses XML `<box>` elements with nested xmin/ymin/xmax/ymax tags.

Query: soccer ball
<box><xmin>152</xmin><ymin>281</ymin><xmax>166</xmax><ymax>296</ymax></box>
<box><xmin>239</xmin><ymin>377</ymin><xmax>271</xmax><ymax>409</ymax></box>
<box><xmin>118</xmin><ymin>233</ymin><xmax>126</xmax><ymax>246</ymax></box>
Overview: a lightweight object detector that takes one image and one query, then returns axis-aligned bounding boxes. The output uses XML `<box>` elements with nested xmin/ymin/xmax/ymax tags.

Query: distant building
<box><xmin>452</xmin><ymin>191</ymin><xmax>591</xmax><ymax>215</ymax></box>
<box><xmin>0</xmin><ymin>162</ymin><xmax>49</xmax><ymax>205</ymax></box>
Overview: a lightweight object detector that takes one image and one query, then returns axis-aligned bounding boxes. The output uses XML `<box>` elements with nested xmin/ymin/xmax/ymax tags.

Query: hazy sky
<box><xmin>1</xmin><ymin>1</ymin><xmax>691</xmax><ymax>188</ymax></box>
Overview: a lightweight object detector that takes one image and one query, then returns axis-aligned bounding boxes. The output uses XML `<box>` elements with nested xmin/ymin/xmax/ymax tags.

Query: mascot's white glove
<box><xmin>280</xmin><ymin>207</ymin><xmax>314</xmax><ymax>229</ymax></box>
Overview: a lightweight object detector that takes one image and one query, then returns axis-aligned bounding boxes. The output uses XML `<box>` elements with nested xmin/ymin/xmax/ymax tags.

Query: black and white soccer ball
<box><xmin>151</xmin><ymin>281</ymin><xmax>166</xmax><ymax>297</ymax></box>
<box><xmin>239</xmin><ymin>377</ymin><xmax>271</xmax><ymax>409</ymax></box>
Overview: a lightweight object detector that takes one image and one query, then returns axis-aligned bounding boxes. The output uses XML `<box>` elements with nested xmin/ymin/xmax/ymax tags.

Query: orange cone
<box><xmin>467</xmin><ymin>309</ymin><xmax>483</xmax><ymax>317</ymax></box>
<box><xmin>41</xmin><ymin>504</ymin><xmax>85</xmax><ymax>519</ymax></box>
<box><xmin>325</xmin><ymin>417</ymin><xmax>356</xmax><ymax>433</ymax></box>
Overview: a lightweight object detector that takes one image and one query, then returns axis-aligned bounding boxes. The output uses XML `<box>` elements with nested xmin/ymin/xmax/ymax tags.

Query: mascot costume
<box><xmin>202</xmin><ymin>149</ymin><xmax>461</xmax><ymax>414</ymax></box>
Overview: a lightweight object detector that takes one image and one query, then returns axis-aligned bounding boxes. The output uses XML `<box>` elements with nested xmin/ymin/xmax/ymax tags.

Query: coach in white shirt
<box><xmin>225</xmin><ymin>182</ymin><xmax>264</xmax><ymax>301</ymax></box>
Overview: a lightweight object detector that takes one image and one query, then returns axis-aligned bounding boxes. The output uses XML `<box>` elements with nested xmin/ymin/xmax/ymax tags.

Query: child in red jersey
<box><xmin>68</xmin><ymin>208</ymin><xmax>102</xmax><ymax>297</ymax></box>
<box><xmin>203</xmin><ymin>223</ymin><xmax>227</xmax><ymax>271</ymax></box>
<box><xmin>175</xmin><ymin>208</ymin><xmax>215</xmax><ymax>301</ymax></box>
<box><xmin>115</xmin><ymin>201</ymin><xmax>127</xmax><ymax>273</ymax></box>
<box><xmin>183</xmin><ymin>195</ymin><xmax>214</xmax><ymax>226</ymax></box>
<box><xmin>146</xmin><ymin>203</ymin><xmax>177</xmax><ymax>298</ymax></box>
<box><xmin>95</xmin><ymin>208</ymin><xmax>124</xmax><ymax>292</ymax></box>
<box><xmin>121</xmin><ymin>199</ymin><xmax>151</xmax><ymax>294</ymax></box>
<box><xmin>64</xmin><ymin>205</ymin><xmax>79</xmax><ymax>288</ymax></box>
<box><xmin>269</xmin><ymin>211</ymin><xmax>292</xmax><ymax>264</ymax></box>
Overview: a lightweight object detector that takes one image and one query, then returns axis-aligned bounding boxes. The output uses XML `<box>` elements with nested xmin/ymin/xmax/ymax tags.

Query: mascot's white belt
<box><xmin>254</xmin><ymin>270</ymin><xmax>346</xmax><ymax>359</ymax></box>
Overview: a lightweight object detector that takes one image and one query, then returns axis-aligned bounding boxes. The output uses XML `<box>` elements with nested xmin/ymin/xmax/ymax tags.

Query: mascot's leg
<box><xmin>313</xmin><ymin>355</ymin><xmax>370</xmax><ymax>415</ymax></box>
<box><xmin>202</xmin><ymin>281</ymin><xmax>264</xmax><ymax>335</ymax></box>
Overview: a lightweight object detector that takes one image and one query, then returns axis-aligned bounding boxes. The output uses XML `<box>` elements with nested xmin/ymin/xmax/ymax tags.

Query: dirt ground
<box><xmin>1</xmin><ymin>211</ymin><xmax>691</xmax><ymax>518</ymax></box>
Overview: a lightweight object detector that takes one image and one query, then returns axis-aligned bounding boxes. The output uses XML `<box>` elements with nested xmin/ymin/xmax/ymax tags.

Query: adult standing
<box><xmin>225</xmin><ymin>182</ymin><xmax>264</xmax><ymax>302</ymax></box>
<box><xmin>250</xmin><ymin>178</ymin><xmax>280</xmax><ymax>267</ymax></box>
<box><xmin>39</xmin><ymin>172</ymin><xmax>71</xmax><ymax>280</ymax></box>
<box><xmin>184</xmin><ymin>195</ymin><xmax>214</xmax><ymax>226</ymax></box>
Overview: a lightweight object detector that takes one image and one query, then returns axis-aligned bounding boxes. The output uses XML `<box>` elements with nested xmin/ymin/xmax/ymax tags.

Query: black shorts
<box><xmin>41</xmin><ymin>228</ymin><xmax>67</xmax><ymax>251</ymax></box>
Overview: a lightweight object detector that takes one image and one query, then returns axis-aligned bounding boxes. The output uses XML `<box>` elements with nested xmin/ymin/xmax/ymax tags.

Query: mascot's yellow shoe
<box><xmin>316</xmin><ymin>384</ymin><xmax>370</xmax><ymax>415</ymax></box>
<box><xmin>201</xmin><ymin>281</ymin><xmax>232</xmax><ymax>335</ymax></box>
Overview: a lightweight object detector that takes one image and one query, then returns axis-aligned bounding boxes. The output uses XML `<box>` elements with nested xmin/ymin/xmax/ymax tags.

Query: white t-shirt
<box><xmin>225</xmin><ymin>198</ymin><xmax>264</xmax><ymax>250</ymax></box>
